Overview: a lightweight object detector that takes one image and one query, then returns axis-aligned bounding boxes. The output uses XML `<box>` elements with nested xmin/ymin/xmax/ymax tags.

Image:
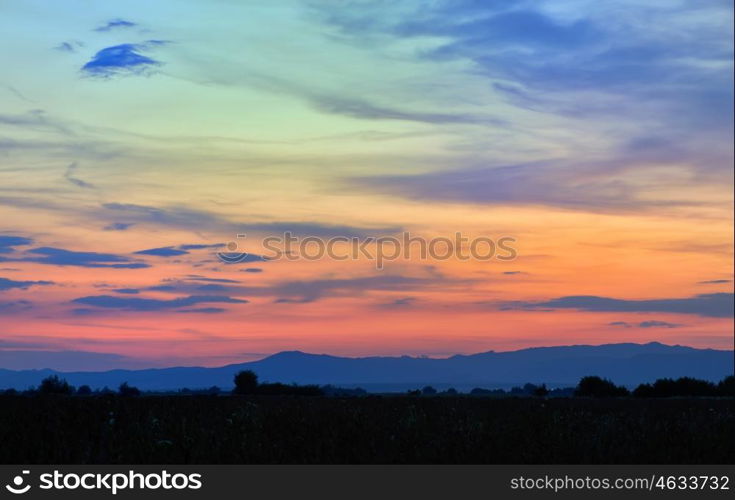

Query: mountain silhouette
<box><xmin>0</xmin><ymin>342</ymin><xmax>732</xmax><ymax>391</ymax></box>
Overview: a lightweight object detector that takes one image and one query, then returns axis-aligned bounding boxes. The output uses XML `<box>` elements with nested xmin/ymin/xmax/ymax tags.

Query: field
<box><xmin>1</xmin><ymin>395</ymin><xmax>732</xmax><ymax>464</ymax></box>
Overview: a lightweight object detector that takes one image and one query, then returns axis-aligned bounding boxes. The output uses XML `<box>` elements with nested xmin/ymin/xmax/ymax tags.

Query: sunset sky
<box><xmin>1</xmin><ymin>0</ymin><xmax>733</xmax><ymax>370</ymax></box>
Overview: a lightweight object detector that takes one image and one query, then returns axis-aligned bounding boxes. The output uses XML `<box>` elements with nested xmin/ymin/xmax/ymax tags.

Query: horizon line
<box><xmin>2</xmin><ymin>340</ymin><xmax>733</xmax><ymax>374</ymax></box>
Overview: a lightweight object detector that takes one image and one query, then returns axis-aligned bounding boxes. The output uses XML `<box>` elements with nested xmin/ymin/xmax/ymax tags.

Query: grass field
<box><xmin>1</xmin><ymin>395</ymin><xmax>732</xmax><ymax>464</ymax></box>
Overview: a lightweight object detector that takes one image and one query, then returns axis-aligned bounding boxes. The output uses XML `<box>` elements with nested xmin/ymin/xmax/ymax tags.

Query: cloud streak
<box><xmin>508</xmin><ymin>293</ymin><xmax>733</xmax><ymax>318</ymax></box>
<box><xmin>0</xmin><ymin>277</ymin><xmax>53</xmax><ymax>291</ymax></box>
<box><xmin>102</xmin><ymin>202</ymin><xmax>402</xmax><ymax>237</ymax></box>
<box><xmin>94</xmin><ymin>19</ymin><xmax>137</xmax><ymax>32</ymax></box>
<box><xmin>1</xmin><ymin>247</ymin><xmax>150</xmax><ymax>269</ymax></box>
<box><xmin>72</xmin><ymin>294</ymin><xmax>248</xmax><ymax>312</ymax></box>
<box><xmin>63</xmin><ymin>162</ymin><xmax>94</xmax><ymax>189</ymax></box>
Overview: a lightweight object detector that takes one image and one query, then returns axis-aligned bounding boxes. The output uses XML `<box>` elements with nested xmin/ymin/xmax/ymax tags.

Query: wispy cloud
<box><xmin>508</xmin><ymin>293</ymin><xmax>733</xmax><ymax>318</ymax></box>
<box><xmin>609</xmin><ymin>320</ymin><xmax>683</xmax><ymax>329</ymax></box>
<box><xmin>134</xmin><ymin>244</ymin><xmax>224</xmax><ymax>257</ymax></box>
<box><xmin>94</xmin><ymin>19</ymin><xmax>137</xmax><ymax>32</ymax></box>
<box><xmin>310</xmin><ymin>95</ymin><xmax>505</xmax><ymax>126</ymax></box>
<box><xmin>142</xmin><ymin>273</ymin><xmax>455</xmax><ymax>303</ymax></box>
<box><xmin>0</xmin><ymin>235</ymin><xmax>33</xmax><ymax>253</ymax></box>
<box><xmin>63</xmin><ymin>162</ymin><xmax>95</xmax><ymax>189</ymax></box>
<box><xmin>638</xmin><ymin>320</ymin><xmax>683</xmax><ymax>329</ymax></box>
<box><xmin>103</xmin><ymin>222</ymin><xmax>135</xmax><ymax>231</ymax></box>
<box><xmin>54</xmin><ymin>40</ymin><xmax>83</xmax><ymax>52</ymax></box>
<box><xmin>349</xmin><ymin>160</ymin><xmax>681</xmax><ymax>212</ymax></box>
<box><xmin>1</xmin><ymin>247</ymin><xmax>150</xmax><ymax>269</ymax></box>
<box><xmin>102</xmin><ymin>202</ymin><xmax>401</xmax><ymax>237</ymax></box>
<box><xmin>72</xmin><ymin>294</ymin><xmax>248</xmax><ymax>312</ymax></box>
<box><xmin>0</xmin><ymin>277</ymin><xmax>53</xmax><ymax>291</ymax></box>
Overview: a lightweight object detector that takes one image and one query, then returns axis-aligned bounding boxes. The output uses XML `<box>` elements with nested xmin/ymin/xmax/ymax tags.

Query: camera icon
<box><xmin>6</xmin><ymin>470</ymin><xmax>31</xmax><ymax>494</ymax></box>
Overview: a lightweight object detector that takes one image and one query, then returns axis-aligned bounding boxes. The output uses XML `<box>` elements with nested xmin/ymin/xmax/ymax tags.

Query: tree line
<box><xmin>2</xmin><ymin>372</ymin><xmax>733</xmax><ymax>398</ymax></box>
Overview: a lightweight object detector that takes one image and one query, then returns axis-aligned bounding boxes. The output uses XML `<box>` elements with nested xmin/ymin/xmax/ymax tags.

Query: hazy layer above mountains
<box><xmin>1</xmin><ymin>342</ymin><xmax>732</xmax><ymax>392</ymax></box>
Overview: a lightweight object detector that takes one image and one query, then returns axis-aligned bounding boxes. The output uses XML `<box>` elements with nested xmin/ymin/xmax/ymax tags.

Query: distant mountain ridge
<box><xmin>0</xmin><ymin>342</ymin><xmax>732</xmax><ymax>392</ymax></box>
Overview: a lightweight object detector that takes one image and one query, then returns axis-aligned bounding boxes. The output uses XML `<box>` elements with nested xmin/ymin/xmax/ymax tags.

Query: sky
<box><xmin>0</xmin><ymin>0</ymin><xmax>733</xmax><ymax>370</ymax></box>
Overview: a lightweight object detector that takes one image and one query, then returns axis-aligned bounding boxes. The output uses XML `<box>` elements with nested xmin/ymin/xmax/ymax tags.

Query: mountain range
<box><xmin>0</xmin><ymin>342</ymin><xmax>732</xmax><ymax>392</ymax></box>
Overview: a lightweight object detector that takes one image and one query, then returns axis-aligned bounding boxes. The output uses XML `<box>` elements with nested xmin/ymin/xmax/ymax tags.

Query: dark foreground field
<box><xmin>1</xmin><ymin>396</ymin><xmax>732</xmax><ymax>464</ymax></box>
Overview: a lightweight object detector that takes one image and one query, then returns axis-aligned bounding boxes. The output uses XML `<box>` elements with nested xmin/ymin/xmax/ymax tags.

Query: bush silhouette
<box><xmin>421</xmin><ymin>386</ymin><xmax>437</xmax><ymax>395</ymax></box>
<box><xmin>718</xmin><ymin>376</ymin><xmax>735</xmax><ymax>397</ymax></box>
<box><xmin>634</xmin><ymin>377</ymin><xmax>718</xmax><ymax>397</ymax></box>
<box><xmin>533</xmin><ymin>384</ymin><xmax>549</xmax><ymax>397</ymax></box>
<box><xmin>76</xmin><ymin>385</ymin><xmax>92</xmax><ymax>396</ymax></box>
<box><xmin>39</xmin><ymin>375</ymin><xmax>74</xmax><ymax>395</ymax></box>
<box><xmin>233</xmin><ymin>370</ymin><xmax>259</xmax><ymax>395</ymax></box>
<box><xmin>257</xmin><ymin>383</ymin><xmax>324</xmax><ymax>396</ymax></box>
<box><xmin>118</xmin><ymin>382</ymin><xmax>141</xmax><ymax>397</ymax></box>
<box><xmin>575</xmin><ymin>376</ymin><xmax>629</xmax><ymax>397</ymax></box>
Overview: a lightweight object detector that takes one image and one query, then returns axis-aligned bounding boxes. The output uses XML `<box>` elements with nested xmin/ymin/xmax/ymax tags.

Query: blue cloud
<box><xmin>94</xmin><ymin>19</ymin><xmax>137</xmax><ymax>32</ymax></box>
<box><xmin>509</xmin><ymin>293</ymin><xmax>733</xmax><ymax>318</ymax></box>
<box><xmin>378</xmin><ymin>297</ymin><xmax>418</xmax><ymax>308</ymax></box>
<box><xmin>0</xmin><ymin>277</ymin><xmax>53</xmax><ymax>291</ymax></box>
<box><xmin>11</xmin><ymin>247</ymin><xmax>150</xmax><ymax>269</ymax></box>
<box><xmin>399</xmin><ymin>9</ymin><xmax>595</xmax><ymax>52</ymax></box>
<box><xmin>112</xmin><ymin>288</ymin><xmax>140</xmax><ymax>294</ymax></box>
<box><xmin>144</xmin><ymin>274</ymin><xmax>451</xmax><ymax>303</ymax></box>
<box><xmin>184</xmin><ymin>275</ymin><xmax>241</xmax><ymax>283</ymax></box>
<box><xmin>608</xmin><ymin>321</ymin><xmax>632</xmax><ymax>328</ymax></box>
<box><xmin>609</xmin><ymin>320</ymin><xmax>683</xmax><ymax>328</ymax></box>
<box><xmin>101</xmin><ymin>202</ymin><xmax>402</xmax><ymax>237</ymax></box>
<box><xmin>0</xmin><ymin>300</ymin><xmax>33</xmax><ymax>312</ymax></box>
<box><xmin>176</xmin><ymin>307</ymin><xmax>227</xmax><ymax>314</ymax></box>
<box><xmin>72</xmin><ymin>294</ymin><xmax>248</xmax><ymax>312</ymax></box>
<box><xmin>350</xmin><ymin>160</ymin><xmax>672</xmax><ymax>212</ymax></box>
<box><xmin>0</xmin><ymin>235</ymin><xmax>32</xmax><ymax>253</ymax></box>
<box><xmin>638</xmin><ymin>320</ymin><xmax>682</xmax><ymax>329</ymax></box>
<box><xmin>135</xmin><ymin>246</ymin><xmax>189</xmax><ymax>257</ymax></box>
<box><xmin>104</xmin><ymin>222</ymin><xmax>135</xmax><ymax>231</ymax></box>
<box><xmin>81</xmin><ymin>43</ymin><xmax>162</xmax><ymax>78</ymax></box>
<box><xmin>134</xmin><ymin>243</ymin><xmax>224</xmax><ymax>257</ymax></box>
<box><xmin>179</xmin><ymin>244</ymin><xmax>224</xmax><ymax>250</ymax></box>
<box><xmin>309</xmin><ymin>95</ymin><xmax>504</xmax><ymax>125</ymax></box>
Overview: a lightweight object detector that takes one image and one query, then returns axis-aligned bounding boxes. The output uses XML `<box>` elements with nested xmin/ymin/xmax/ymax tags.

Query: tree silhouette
<box><xmin>575</xmin><ymin>376</ymin><xmax>629</xmax><ymax>397</ymax></box>
<box><xmin>39</xmin><ymin>375</ymin><xmax>74</xmax><ymax>395</ymax></box>
<box><xmin>233</xmin><ymin>370</ymin><xmax>259</xmax><ymax>395</ymax></box>
<box><xmin>77</xmin><ymin>385</ymin><xmax>92</xmax><ymax>396</ymax></box>
<box><xmin>118</xmin><ymin>382</ymin><xmax>141</xmax><ymax>397</ymax></box>
<box><xmin>533</xmin><ymin>384</ymin><xmax>549</xmax><ymax>397</ymax></box>
<box><xmin>634</xmin><ymin>377</ymin><xmax>718</xmax><ymax>397</ymax></box>
<box><xmin>718</xmin><ymin>375</ymin><xmax>735</xmax><ymax>397</ymax></box>
<box><xmin>421</xmin><ymin>385</ymin><xmax>437</xmax><ymax>395</ymax></box>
